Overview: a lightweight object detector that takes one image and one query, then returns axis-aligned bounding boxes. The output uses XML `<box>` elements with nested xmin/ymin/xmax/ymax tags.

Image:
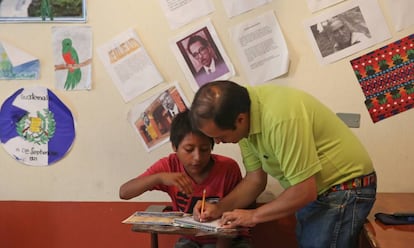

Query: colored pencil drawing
<box><xmin>52</xmin><ymin>26</ymin><xmax>92</xmax><ymax>91</ymax></box>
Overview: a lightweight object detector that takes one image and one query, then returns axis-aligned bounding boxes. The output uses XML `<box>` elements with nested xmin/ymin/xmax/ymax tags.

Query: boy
<box><xmin>119</xmin><ymin>110</ymin><xmax>251</xmax><ymax>248</ymax></box>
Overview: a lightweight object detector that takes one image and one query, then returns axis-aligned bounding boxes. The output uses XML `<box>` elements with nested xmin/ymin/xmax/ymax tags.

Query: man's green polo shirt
<box><xmin>239</xmin><ymin>84</ymin><xmax>374</xmax><ymax>194</ymax></box>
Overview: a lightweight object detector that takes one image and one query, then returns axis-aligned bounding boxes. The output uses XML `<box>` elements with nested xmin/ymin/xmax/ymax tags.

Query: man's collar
<box><xmin>246</xmin><ymin>86</ymin><xmax>261</xmax><ymax>136</ymax></box>
<box><xmin>203</xmin><ymin>58</ymin><xmax>216</xmax><ymax>74</ymax></box>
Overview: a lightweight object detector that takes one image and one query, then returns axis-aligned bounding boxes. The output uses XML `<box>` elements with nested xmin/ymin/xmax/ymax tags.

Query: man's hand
<box><xmin>221</xmin><ymin>209</ymin><xmax>257</xmax><ymax>228</ymax></box>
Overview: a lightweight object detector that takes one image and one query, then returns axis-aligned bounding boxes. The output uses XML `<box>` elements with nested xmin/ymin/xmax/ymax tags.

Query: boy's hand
<box><xmin>193</xmin><ymin>201</ymin><xmax>222</xmax><ymax>222</ymax></box>
<box><xmin>159</xmin><ymin>173</ymin><xmax>193</xmax><ymax>195</ymax></box>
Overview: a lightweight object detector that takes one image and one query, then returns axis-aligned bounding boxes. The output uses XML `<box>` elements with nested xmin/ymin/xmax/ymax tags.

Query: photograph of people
<box><xmin>160</xmin><ymin>91</ymin><xmax>179</xmax><ymax>118</ymax></box>
<box><xmin>310</xmin><ymin>6</ymin><xmax>370</xmax><ymax>57</ymax></box>
<box><xmin>179</xmin><ymin>28</ymin><xmax>229</xmax><ymax>87</ymax></box>
<box><xmin>329</xmin><ymin>17</ymin><xmax>369</xmax><ymax>52</ymax></box>
<box><xmin>129</xmin><ymin>84</ymin><xmax>189</xmax><ymax>151</ymax></box>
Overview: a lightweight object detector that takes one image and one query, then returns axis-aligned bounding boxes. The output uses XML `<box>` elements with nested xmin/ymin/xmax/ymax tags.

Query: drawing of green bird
<box><xmin>62</xmin><ymin>38</ymin><xmax>81</xmax><ymax>90</ymax></box>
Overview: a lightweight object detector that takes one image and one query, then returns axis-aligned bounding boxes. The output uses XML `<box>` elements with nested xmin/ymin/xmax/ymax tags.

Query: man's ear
<box><xmin>236</xmin><ymin>112</ymin><xmax>248</xmax><ymax>124</ymax></box>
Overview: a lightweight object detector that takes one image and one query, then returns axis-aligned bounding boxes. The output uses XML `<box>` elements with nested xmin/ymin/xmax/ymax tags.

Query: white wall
<box><xmin>0</xmin><ymin>0</ymin><xmax>413</xmax><ymax>202</ymax></box>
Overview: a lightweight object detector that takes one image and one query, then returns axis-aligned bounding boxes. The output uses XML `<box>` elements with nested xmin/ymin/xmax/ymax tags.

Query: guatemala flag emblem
<box><xmin>0</xmin><ymin>86</ymin><xmax>75</xmax><ymax>166</ymax></box>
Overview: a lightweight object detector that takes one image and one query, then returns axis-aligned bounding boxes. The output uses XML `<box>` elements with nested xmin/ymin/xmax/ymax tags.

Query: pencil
<box><xmin>200</xmin><ymin>189</ymin><xmax>206</xmax><ymax>218</ymax></box>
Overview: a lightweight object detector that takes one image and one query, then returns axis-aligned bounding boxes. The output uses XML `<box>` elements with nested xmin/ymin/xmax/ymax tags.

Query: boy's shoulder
<box><xmin>152</xmin><ymin>153</ymin><xmax>182</xmax><ymax>171</ymax></box>
<box><xmin>211</xmin><ymin>154</ymin><xmax>239</xmax><ymax>167</ymax></box>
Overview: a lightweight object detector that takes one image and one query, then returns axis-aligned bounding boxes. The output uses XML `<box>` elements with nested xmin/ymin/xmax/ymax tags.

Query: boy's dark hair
<box><xmin>169</xmin><ymin>109</ymin><xmax>214</xmax><ymax>149</ymax></box>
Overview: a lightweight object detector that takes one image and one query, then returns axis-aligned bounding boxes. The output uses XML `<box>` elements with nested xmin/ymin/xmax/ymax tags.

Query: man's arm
<box><xmin>252</xmin><ymin>175</ymin><xmax>317</xmax><ymax>222</ymax></box>
<box><xmin>221</xmin><ymin>175</ymin><xmax>317</xmax><ymax>227</ymax></box>
<box><xmin>194</xmin><ymin>168</ymin><xmax>267</xmax><ymax>220</ymax></box>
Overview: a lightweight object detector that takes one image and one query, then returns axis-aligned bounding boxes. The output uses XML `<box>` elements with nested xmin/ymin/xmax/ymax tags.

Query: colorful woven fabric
<box><xmin>330</xmin><ymin>172</ymin><xmax>376</xmax><ymax>192</ymax></box>
<box><xmin>350</xmin><ymin>34</ymin><xmax>414</xmax><ymax>123</ymax></box>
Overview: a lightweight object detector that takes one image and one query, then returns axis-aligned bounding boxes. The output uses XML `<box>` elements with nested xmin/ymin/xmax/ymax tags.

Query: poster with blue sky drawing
<box><xmin>0</xmin><ymin>41</ymin><xmax>40</xmax><ymax>80</ymax></box>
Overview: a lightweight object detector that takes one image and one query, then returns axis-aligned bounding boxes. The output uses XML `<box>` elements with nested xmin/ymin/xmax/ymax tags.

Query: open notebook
<box><xmin>173</xmin><ymin>216</ymin><xmax>237</xmax><ymax>232</ymax></box>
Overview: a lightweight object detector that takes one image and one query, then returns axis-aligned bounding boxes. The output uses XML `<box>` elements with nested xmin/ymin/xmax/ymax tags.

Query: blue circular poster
<box><xmin>0</xmin><ymin>86</ymin><xmax>75</xmax><ymax>166</ymax></box>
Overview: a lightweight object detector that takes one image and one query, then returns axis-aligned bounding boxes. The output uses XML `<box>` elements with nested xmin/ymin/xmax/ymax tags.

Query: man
<box><xmin>187</xmin><ymin>35</ymin><xmax>229</xmax><ymax>87</ymax></box>
<box><xmin>329</xmin><ymin>18</ymin><xmax>369</xmax><ymax>52</ymax></box>
<box><xmin>190</xmin><ymin>80</ymin><xmax>376</xmax><ymax>248</ymax></box>
<box><xmin>160</xmin><ymin>91</ymin><xmax>179</xmax><ymax>118</ymax></box>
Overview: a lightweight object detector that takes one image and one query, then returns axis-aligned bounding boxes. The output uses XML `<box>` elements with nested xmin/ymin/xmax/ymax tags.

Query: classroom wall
<box><xmin>0</xmin><ymin>0</ymin><xmax>413</xmax><ymax>203</ymax></box>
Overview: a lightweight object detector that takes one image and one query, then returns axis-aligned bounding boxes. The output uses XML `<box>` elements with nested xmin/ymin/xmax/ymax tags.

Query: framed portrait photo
<box><xmin>171</xmin><ymin>19</ymin><xmax>234</xmax><ymax>92</ymax></box>
<box><xmin>0</xmin><ymin>0</ymin><xmax>87</xmax><ymax>23</ymax></box>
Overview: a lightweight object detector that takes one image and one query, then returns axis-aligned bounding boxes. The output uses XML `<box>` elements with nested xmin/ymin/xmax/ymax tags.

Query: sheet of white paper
<box><xmin>158</xmin><ymin>0</ymin><xmax>214</xmax><ymax>29</ymax></box>
<box><xmin>304</xmin><ymin>0</ymin><xmax>391</xmax><ymax>65</ymax></box>
<box><xmin>97</xmin><ymin>29</ymin><xmax>164</xmax><ymax>102</ymax></box>
<box><xmin>230</xmin><ymin>11</ymin><xmax>289</xmax><ymax>85</ymax></box>
<box><xmin>306</xmin><ymin>0</ymin><xmax>344</xmax><ymax>13</ymax></box>
<box><xmin>127</xmin><ymin>82</ymin><xmax>189</xmax><ymax>152</ymax></box>
<box><xmin>0</xmin><ymin>41</ymin><xmax>40</xmax><ymax>80</ymax></box>
<box><xmin>170</xmin><ymin>19</ymin><xmax>235</xmax><ymax>92</ymax></box>
<box><xmin>221</xmin><ymin>0</ymin><xmax>271</xmax><ymax>18</ymax></box>
<box><xmin>384</xmin><ymin>0</ymin><xmax>414</xmax><ymax>32</ymax></box>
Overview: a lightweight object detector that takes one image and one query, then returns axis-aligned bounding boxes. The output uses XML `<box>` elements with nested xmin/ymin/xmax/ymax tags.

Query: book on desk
<box><xmin>122</xmin><ymin>211</ymin><xmax>185</xmax><ymax>225</ymax></box>
<box><xmin>122</xmin><ymin>211</ymin><xmax>237</xmax><ymax>233</ymax></box>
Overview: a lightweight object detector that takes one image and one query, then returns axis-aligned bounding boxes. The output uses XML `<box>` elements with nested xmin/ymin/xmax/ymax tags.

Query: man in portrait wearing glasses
<box><xmin>186</xmin><ymin>34</ymin><xmax>229</xmax><ymax>87</ymax></box>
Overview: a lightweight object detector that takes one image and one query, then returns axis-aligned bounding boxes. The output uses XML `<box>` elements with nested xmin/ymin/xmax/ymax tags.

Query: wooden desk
<box><xmin>130</xmin><ymin>205</ymin><xmax>239</xmax><ymax>248</ymax></box>
<box><xmin>360</xmin><ymin>193</ymin><xmax>414</xmax><ymax>248</ymax></box>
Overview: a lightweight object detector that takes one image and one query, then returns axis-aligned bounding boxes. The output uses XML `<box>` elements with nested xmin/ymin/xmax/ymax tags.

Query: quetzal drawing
<box><xmin>62</xmin><ymin>38</ymin><xmax>81</xmax><ymax>90</ymax></box>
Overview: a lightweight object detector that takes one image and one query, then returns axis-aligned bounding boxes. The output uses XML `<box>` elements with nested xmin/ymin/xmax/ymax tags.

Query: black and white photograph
<box><xmin>176</xmin><ymin>27</ymin><xmax>230</xmax><ymax>88</ymax></box>
<box><xmin>304</xmin><ymin>0</ymin><xmax>391</xmax><ymax>64</ymax></box>
<box><xmin>311</xmin><ymin>7</ymin><xmax>370</xmax><ymax>58</ymax></box>
<box><xmin>171</xmin><ymin>19</ymin><xmax>234</xmax><ymax>92</ymax></box>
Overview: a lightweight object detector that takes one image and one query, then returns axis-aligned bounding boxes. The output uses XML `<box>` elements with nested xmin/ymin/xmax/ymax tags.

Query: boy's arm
<box><xmin>119</xmin><ymin>172</ymin><xmax>194</xmax><ymax>200</ymax></box>
<box><xmin>119</xmin><ymin>174</ymin><xmax>163</xmax><ymax>200</ymax></box>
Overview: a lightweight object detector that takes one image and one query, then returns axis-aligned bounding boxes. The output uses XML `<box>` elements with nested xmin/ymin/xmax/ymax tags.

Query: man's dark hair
<box><xmin>170</xmin><ymin>109</ymin><xmax>214</xmax><ymax>149</ymax></box>
<box><xmin>190</xmin><ymin>80</ymin><xmax>250</xmax><ymax>130</ymax></box>
<box><xmin>186</xmin><ymin>35</ymin><xmax>209</xmax><ymax>55</ymax></box>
